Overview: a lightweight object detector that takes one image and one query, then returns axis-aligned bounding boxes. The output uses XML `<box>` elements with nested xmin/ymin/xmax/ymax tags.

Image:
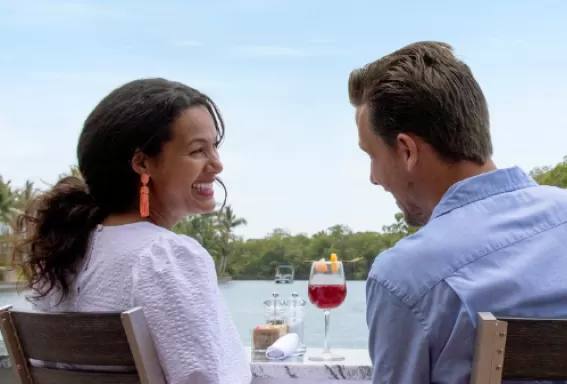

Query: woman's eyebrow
<box><xmin>187</xmin><ymin>138</ymin><xmax>209</xmax><ymax>146</ymax></box>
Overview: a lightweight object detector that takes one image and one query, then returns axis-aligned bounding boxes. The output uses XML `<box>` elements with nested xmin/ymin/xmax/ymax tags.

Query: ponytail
<box><xmin>12</xmin><ymin>176</ymin><xmax>106</xmax><ymax>301</ymax></box>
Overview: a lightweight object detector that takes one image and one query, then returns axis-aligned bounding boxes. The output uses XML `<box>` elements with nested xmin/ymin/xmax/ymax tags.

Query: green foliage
<box><xmin>58</xmin><ymin>165</ymin><xmax>83</xmax><ymax>181</ymax></box>
<box><xmin>382</xmin><ymin>212</ymin><xmax>419</xmax><ymax>237</ymax></box>
<box><xmin>225</xmin><ymin>225</ymin><xmax>402</xmax><ymax>280</ymax></box>
<box><xmin>0</xmin><ymin>177</ymin><xmax>37</xmax><ymax>229</ymax></box>
<box><xmin>1</xmin><ymin>156</ymin><xmax>567</xmax><ymax>278</ymax></box>
<box><xmin>530</xmin><ymin>156</ymin><xmax>567</xmax><ymax>188</ymax></box>
<box><xmin>173</xmin><ymin>205</ymin><xmax>247</xmax><ymax>277</ymax></box>
<box><xmin>0</xmin><ymin>176</ymin><xmax>14</xmax><ymax>225</ymax></box>
<box><xmin>174</xmin><ymin>211</ymin><xmax>406</xmax><ymax>280</ymax></box>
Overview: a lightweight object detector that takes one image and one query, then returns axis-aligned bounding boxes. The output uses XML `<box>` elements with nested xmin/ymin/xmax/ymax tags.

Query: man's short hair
<box><xmin>348</xmin><ymin>41</ymin><xmax>492</xmax><ymax>164</ymax></box>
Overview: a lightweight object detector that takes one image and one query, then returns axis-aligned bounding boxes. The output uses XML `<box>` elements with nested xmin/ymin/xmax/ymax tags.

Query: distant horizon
<box><xmin>3</xmin><ymin>157</ymin><xmax>565</xmax><ymax>240</ymax></box>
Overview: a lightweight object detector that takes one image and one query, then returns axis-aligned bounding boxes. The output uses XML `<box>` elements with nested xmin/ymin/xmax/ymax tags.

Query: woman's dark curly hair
<box><xmin>12</xmin><ymin>78</ymin><xmax>225</xmax><ymax>301</ymax></box>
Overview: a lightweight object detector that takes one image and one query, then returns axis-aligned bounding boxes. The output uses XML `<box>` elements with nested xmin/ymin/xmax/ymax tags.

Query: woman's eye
<box><xmin>190</xmin><ymin>148</ymin><xmax>205</xmax><ymax>155</ymax></box>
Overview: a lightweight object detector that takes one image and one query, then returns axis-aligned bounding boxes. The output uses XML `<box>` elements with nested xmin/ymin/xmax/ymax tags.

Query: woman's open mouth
<box><xmin>192</xmin><ymin>182</ymin><xmax>214</xmax><ymax>197</ymax></box>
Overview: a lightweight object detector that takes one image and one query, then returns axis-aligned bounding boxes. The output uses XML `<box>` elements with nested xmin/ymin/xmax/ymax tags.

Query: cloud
<box><xmin>231</xmin><ymin>45</ymin><xmax>312</xmax><ymax>57</ymax></box>
<box><xmin>171</xmin><ymin>41</ymin><xmax>204</xmax><ymax>47</ymax></box>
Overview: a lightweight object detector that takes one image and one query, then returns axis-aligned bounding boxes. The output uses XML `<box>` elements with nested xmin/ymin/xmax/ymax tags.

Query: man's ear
<box><xmin>396</xmin><ymin>133</ymin><xmax>418</xmax><ymax>172</ymax></box>
<box><xmin>131</xmin><ymin>150</ymin><xmax>151</xmax><ymax>177</ymax></box>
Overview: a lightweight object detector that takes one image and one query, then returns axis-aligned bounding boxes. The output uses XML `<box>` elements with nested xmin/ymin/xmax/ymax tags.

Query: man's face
<box><xmin>355</xmin><ymin>104</ymin><xmax>429</xmax><ymax>227</ymax></box>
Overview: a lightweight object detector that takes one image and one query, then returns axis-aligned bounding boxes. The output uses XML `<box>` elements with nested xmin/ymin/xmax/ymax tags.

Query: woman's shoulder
<box><xmin>100</xmin><ymin>222</ymin><xmax>201</xmax><ymax>250</ymax></box>
<box><xmin>110</xmin><ymin>222</ymin><xmax>213</xmax><ymax>272</ymax></box>
<box><xmin>127</xmin><ymin>224</ymin><xmax>219</xmax><ymax>292</ymax></box>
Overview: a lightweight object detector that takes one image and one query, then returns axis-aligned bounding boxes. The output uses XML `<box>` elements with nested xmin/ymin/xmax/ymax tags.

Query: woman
<box><xmin>12</xmin><ymin>78</ymin><xmax>252</xmax><ymax>384</ymax></box>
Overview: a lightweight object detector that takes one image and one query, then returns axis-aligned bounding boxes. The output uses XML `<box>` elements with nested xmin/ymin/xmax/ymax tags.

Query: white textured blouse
<box><xmin>33</xmin><ymin>222</ymin><xmax>252</xmax><ymax>384</ymax></box>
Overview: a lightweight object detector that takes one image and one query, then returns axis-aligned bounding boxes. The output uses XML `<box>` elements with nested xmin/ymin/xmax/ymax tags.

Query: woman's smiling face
<box><xmin>143</xmin><ymin>105</ymin><xmax>224</xmax><ymax>225</ymax></box>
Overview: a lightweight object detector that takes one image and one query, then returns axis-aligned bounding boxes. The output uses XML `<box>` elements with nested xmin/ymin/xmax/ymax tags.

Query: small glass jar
<box><xmin>252</xmin><ymin>292</ymin><xmax>289</xmax><ymax>357</ymax></box>
<box><xmin>263</xmin><ymin>292</ymin><xmax>288</xmax><ymax>325</ymax></box>
<box><xmin>286</xmin><ymin>292</ymin><xmax>307</xmax><ymax>354</ymax></box>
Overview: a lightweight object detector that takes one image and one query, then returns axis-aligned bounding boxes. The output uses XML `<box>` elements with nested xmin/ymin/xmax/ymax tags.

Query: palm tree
<box><xmin>382</xmin><ymin>212</ymin><xmax>419</xmax><ymax>236</ymax></box>
<box><xmin>0</xmin><ymin>176</ymin><xmax>15</xmax><ymax>225</ymax></box>
<box><xmin>13</xmin><ymin>180</ymin><xmax>36</xmax><ymax>209</ymax></box>
<box><xmin>58</xmin><ymin>165</ymin><xmax>83</xmax><ymax>181</ymax></box>
<box><xmin>174</xmin><ymin>213</ymin><xmax>222</xmax><ymax>264</ymax></box>
<box><xmin>0</xmin><ymin>176</ymin><xmax>16</xmax><ymax>268</ymax></box>
<box><xmin>4</xmin><ymin>180</ymin><xmax>38</xmax><ymax>234</ymax></box>
<box><xmin>217</xmin><ymin>205</ymin><xmax>247</xmax><ymax>276</ymax></box>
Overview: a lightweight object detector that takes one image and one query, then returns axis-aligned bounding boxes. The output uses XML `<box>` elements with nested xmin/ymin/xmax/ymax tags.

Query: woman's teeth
<box><xmin>192</xmin><ymin>182</ymin><xmax>213</xmax><ymax>191</ymax></box>
<box><xmin>192</xmin><ymin>182</ymin><xmax>214</xmax><ymax>196</ymax></box>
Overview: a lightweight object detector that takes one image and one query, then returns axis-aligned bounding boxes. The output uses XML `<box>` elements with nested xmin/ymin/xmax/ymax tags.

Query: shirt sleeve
<box><xmin>132</xmin><ymin>236</ymin><xmax>225</xmax><ymax>384</ymax></box>
<box><xmin>366</xmin><ymin>276</ymin><xmax>430</xmax><ymax>384</ymax></box>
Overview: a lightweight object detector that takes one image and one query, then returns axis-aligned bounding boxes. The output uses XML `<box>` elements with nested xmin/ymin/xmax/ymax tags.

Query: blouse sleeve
<box><xmin>132</xmin><ymin>235</ymin><xmax>225</xmax><ymax>384</ymax></box>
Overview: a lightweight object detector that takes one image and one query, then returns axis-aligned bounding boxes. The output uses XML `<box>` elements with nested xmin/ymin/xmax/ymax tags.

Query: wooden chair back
<box><xmin>471</xmin><ymin>312</ymin><xmax>567</xmax><ymax>383</ymax></box>
<box><xmin>0</xmin><ymin>305</ymin><xmax>165</xmax><ymax>384</ymax></box>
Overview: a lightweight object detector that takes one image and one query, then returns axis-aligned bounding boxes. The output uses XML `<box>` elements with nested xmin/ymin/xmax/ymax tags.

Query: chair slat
<box><xmin>471</xmin><ymin>313</ymin><xmax>507</xmax><ymax>384</ymax></box>
<box><xmin>0</xmin><ymin>306</ymin><xmax>32</xmax><ymax>384</ymax></box>
<box><xmin>29</xmin><ymin>366</ymin><xmax>140</xmax><ymax>384</ymax></box>
<box><xmin>121</xmin><ymin>308</ymin><xmax>166</xmax><ymax>384</ymax></box>
<box><xmin>10</xmin><ymin>311</ymin><xmax>135</xmax><ymax>366</ymax></box>
<box><xmin>500</xmin><ymin>317</ymin><xmax>567</xmax><ymax>380</ymax></box>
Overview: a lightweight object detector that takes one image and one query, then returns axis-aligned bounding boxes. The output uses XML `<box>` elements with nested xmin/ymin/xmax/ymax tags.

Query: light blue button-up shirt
<box><xmin>366</xmin><ymin>167</ymin><xmax>567</xmax><ymax>384</ymax></box>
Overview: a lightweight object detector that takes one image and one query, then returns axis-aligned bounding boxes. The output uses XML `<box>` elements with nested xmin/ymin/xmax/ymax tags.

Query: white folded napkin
<box><xmin>266</xmin><ymin>333</ymin><xmax>299</xmax><ymax>360</ymax></box>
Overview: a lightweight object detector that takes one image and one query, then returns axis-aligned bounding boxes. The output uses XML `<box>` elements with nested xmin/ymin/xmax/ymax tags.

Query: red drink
<box><xmin>308</xmin><ymin>284</ymin><xmax>347</xmax><ymax>309</ymax></box>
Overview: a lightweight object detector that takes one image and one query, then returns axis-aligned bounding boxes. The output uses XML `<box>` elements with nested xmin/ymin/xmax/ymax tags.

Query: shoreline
<box><xmin>1</xmin><ymin>279</ymin><xmax>367</xmax><ymax>289</ymax></box>
<box><xmin>0</xmin><ymin>283</ymin><xmax>19</xmax><ymax>293</ymax></box>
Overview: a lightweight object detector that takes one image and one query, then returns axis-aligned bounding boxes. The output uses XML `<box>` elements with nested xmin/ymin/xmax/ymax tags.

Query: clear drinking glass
<box><xmin>307</xmin><ymin>260</ymin><xmax>347</xmax><ymax>361</ymax></box>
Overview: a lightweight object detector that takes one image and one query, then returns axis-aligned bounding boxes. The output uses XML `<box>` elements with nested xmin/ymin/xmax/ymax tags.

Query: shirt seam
<box><xmin>432</xmin><ymin>182</ymin><xmax>537</xmax><ymax>219</ymax></box>
<box><xmin>417</xmin><ymin>218</ymin><xmax>567</xmax><ymax>302</ymax></box>
<box><xmin>370</xmin><ymin>217</ymin><xmax>567</xmax><ymax>339</ymax></box>
<box><xmin>431</xmin><ymin>181</ymin><xmax>539</xmax><ymax>220</ymax></box>
<box><xmin>370</xmin><ymin>276</ymin><xmax>433</xmax><ymax>337</ymax></box>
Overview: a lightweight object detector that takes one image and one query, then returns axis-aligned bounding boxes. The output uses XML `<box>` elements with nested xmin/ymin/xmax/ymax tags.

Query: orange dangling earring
<box><xmin>140</xmin><ymin>174</ymin><xmax>150</xmax><ymax>218</ymax></box>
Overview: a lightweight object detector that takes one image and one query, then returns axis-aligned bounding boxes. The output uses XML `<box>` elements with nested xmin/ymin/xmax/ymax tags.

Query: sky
<box><xmin>1</xmin><ymin>0</ymin><xmax>566</xmax><ymax>239</ymax></box>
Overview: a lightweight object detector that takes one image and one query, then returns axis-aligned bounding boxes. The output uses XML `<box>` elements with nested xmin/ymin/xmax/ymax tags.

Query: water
<box><xmin>223</xmin><ymin>281</ymin><xmax>368</xmax><ymax>348</ymax></box>
<box><xmin>0</xmin><ymin>280</ymin><xmax>368</xmax><ymax>354</ymax></box>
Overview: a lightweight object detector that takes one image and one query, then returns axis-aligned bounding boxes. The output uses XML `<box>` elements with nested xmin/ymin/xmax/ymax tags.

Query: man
<box><xmin>349</xmin><ymin>41</ymin><xmax>567</xmax><ymax>384</ymax></box>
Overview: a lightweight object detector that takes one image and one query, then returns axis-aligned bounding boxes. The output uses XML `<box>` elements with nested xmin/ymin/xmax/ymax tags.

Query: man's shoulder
<box><xmin>368</xmin><ymin>227</ymin><xmax>454</xmax><ymax>307</ymax></box>
<box><xmin>369</xmin><ymin>184</ymin><xmax>567</xmax><ymax>307</ymax></box>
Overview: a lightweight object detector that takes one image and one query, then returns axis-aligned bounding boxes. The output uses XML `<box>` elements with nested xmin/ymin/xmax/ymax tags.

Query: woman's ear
<box><xmin>131</xmin><ymin>150</ymin><xmax>150</xmax><ymax>177</ymax></box>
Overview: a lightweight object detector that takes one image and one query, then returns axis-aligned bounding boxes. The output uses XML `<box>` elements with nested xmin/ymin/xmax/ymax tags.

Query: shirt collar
<box><xmin>431</xmin><ymin>166</ymin><xmax>538</xmax><ymax>219</ymax></box>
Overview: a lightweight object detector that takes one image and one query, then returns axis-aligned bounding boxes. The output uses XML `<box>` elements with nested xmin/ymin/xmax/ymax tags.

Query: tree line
<box><xmin>1</xmin><ymin>157</ymin><xmax>566</xmax><ymax>280</ymax></box>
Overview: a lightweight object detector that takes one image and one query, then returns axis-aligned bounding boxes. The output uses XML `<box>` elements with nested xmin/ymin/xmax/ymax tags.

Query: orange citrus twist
<box><xmin>330</xmin><ymin>253</ymin><xmax>339</xmax><ymax>273</ymax></box>
<box><xmin>314</xmin><ymin>258</ymin><xmax>328</xmax><ymax>273</ymax></box>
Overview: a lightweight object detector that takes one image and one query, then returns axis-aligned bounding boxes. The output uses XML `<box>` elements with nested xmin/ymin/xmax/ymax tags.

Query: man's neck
<box><xmin>426</xmin><ymin>159</ymin><xmax>497</xmax><ymax>213</ymax></box>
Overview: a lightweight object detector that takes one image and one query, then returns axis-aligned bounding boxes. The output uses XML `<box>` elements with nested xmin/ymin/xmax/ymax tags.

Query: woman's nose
<box><xmin>208</xmin><ymin>153</ymin><xmax>223</xmax><ymax>174</ymax></box>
